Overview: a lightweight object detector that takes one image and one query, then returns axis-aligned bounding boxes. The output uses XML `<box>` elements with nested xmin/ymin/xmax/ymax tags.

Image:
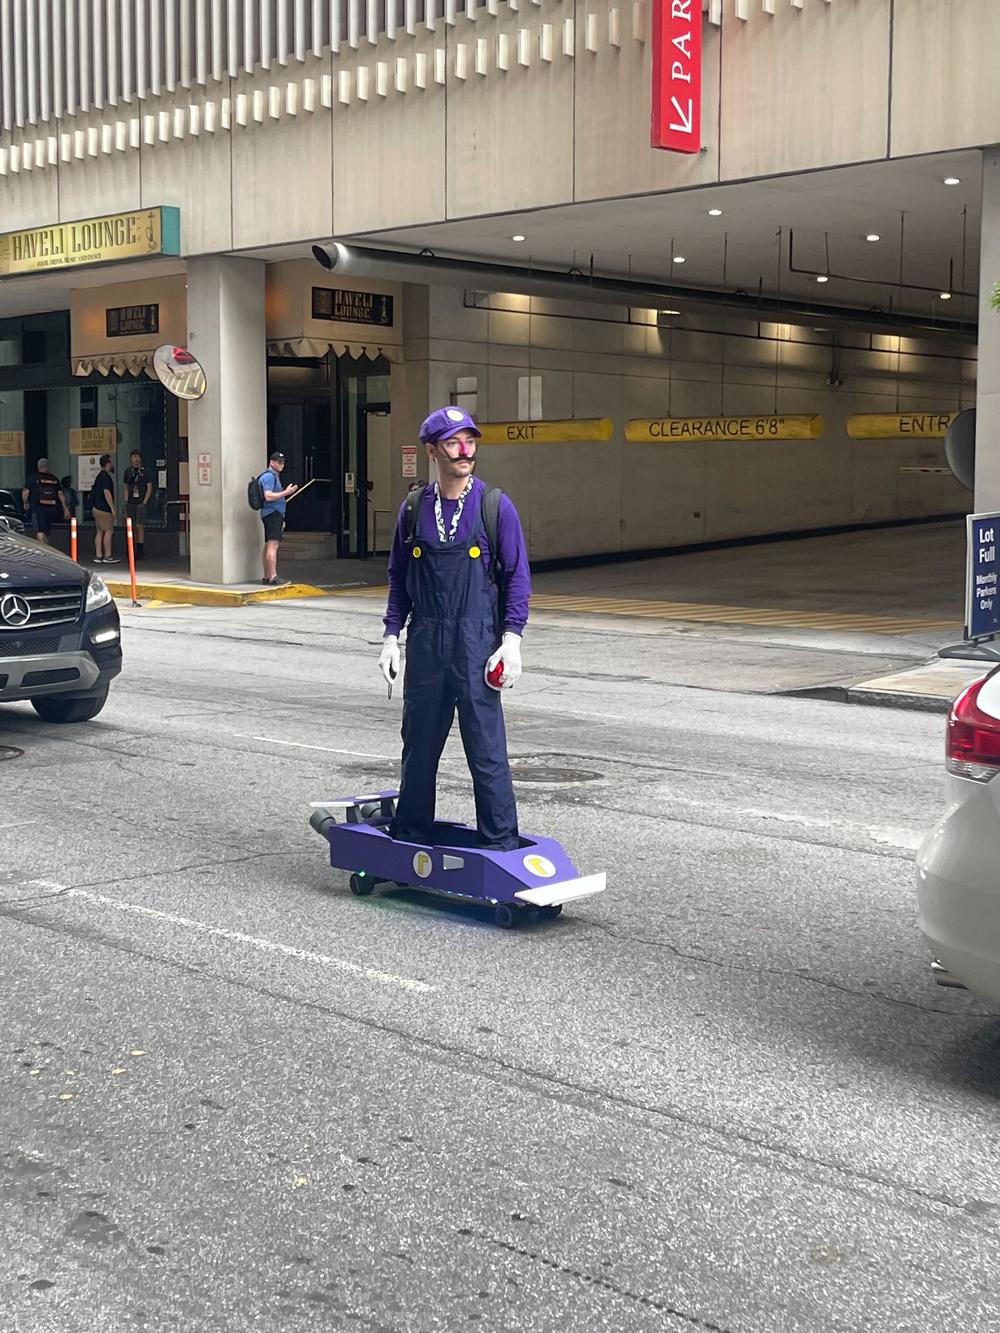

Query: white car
<box><xmin>917</xmin><ymin>667</ymin><xmax>1000</xmax><ymax>1001</ymax></box>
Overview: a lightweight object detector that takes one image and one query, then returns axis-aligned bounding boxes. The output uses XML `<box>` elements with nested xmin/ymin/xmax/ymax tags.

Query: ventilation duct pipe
<box><xmin>312</xmin><ymin>243</ymin><xmax>976</xmax><ymax>342</ymax></box>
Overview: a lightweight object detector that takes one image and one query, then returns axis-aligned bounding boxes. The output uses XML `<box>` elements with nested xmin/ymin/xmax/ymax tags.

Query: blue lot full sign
<box><xmin>966</xmin><ymin>513</ymin><xmax>1000</xmax><ymax>640</ymax></box>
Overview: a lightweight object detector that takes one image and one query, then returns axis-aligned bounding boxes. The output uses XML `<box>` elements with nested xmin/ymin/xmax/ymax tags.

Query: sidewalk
<box><xmin>792</xmin><ymin>656</ymin><xmax>989</xmax><ymax>713</ymax></box>
<box><xmin>101</xmin><ymin>556</ymin><xmax>387</xmax><ymax>607</ymax></box>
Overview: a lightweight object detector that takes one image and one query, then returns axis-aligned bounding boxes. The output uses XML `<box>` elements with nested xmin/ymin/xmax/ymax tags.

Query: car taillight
<box><xmin>947</xmin><ymin>674</ymin><xmax>1000</xmax><ymax>781</ymax></box>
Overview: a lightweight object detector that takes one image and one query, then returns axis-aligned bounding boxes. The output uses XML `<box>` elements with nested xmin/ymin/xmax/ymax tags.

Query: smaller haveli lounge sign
<box><xmin>69</xmin><ymin>426</ymin><xmax>117</xmax><ymax>457</ymax></box>
<box><xmin>312</xmin><ymin>287</ymin><xmax>394</xmax><ymax>327</ymax></box>
<box><xmin>106</xmin><ymin>304</ymin><xmax>160</xmax><ymax>338</ymax></box>
<box><xmin>0</xmin><ymin>208</ymin><xmax>180</xmax><ymax>276</ymax></box>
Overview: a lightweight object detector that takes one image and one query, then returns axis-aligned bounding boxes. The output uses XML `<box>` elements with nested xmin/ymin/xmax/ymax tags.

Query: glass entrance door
<box><xmin>267</xmin><ymin>400</ymin><xmax>332</xmax><ymax>532</ymax></box>
<box><xmin>337</xmin><ymin>359</ymin><xmax>390</xmax><ymax>559</ymax></box>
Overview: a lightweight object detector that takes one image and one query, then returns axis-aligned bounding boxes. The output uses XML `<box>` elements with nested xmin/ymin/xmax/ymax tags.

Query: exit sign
<box><xmin>651</xmin><ymin>0</ymin><xmax>702</xmax><ymax>153</ymax></box>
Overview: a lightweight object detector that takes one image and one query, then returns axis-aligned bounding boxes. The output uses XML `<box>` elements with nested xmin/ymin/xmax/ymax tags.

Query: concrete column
<box><xmin>186</xmin><ymin>256</ymin><xmax>267</xmax><ymax>585</ymax></box>
<box><xmin>976</xmin><ymin>149</ymin><xmax>1000</xmax><ymax>512</ymax></box>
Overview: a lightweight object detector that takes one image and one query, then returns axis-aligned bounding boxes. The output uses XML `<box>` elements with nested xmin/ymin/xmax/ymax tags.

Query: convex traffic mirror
<box><xmin>152</xmin><ymin>344</ymin><xmax>207</xmax><ymax>401</ymax></box>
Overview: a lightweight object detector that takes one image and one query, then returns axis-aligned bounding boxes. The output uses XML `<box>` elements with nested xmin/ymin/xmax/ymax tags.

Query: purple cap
<box><xmin>419</xmin><ymin>406</ymin><xmax>481</xmax><ymax>443</ymax></box>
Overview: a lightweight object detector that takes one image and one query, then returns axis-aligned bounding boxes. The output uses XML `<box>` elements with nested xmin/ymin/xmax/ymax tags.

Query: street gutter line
<box><xmin>52</xmin><ymin>886</ymin><xmax>433</xmax><ymax>996</ymax></box>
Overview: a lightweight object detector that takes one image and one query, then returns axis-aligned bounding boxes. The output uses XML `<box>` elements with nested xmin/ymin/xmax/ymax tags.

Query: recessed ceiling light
<box><xmin>816</xmin><ymin>275</ymin><xmax>830</xmax><ymax>283</ymax></box>
<box><xmin>866</xmin><ymin>233</ymin><xmax>880</xmax><ymax>242</ymax></box>
<box><xmin>940</xmin><ymin>291</ymin><xmax>953</xmax><ymax>300</ymax></box>
<box><xmin>708</xmin><ymin>208</ymin><xmax>723</xmax><ymax>217</ymax></box>
<box><xmin>659</xmin><ymin>309</ymin><xmax>682</xmax><ymax>316</ymax></box>
<box><xmin>944</xmin><ymin>176</ymin><xmax>961</xmax><ymax>186</ymax></box>
<box><xmin>673</xmin><ymin>255</ymin><xmax>686</xmax><ymax>264</ymax></box>
<box><xmin>511</xmin><ymin>234</ymin><xmax>526</xmax><ymax>242</ymax></box>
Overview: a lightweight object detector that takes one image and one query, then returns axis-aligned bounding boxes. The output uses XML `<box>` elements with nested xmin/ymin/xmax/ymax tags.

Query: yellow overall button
<box><xmin>412</xmin><ymin>545</ymin><xmax>422</xmax><ymax>558</ymax></box>
<box><xmin>469</xmin><ymin>545</ymin><xmax>481</xmax><ymax>559</ymax></box>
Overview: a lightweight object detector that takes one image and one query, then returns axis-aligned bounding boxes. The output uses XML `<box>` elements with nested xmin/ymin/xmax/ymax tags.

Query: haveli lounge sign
<box><xmin>0</xmin><ymin>207</ymin><xmax>180</xmax><ymax>276</ymax></box>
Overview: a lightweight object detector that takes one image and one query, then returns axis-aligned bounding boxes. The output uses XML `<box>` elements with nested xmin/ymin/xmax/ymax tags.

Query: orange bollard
<box><xmin>125</xmin><ymin>516</ymin><xmax>141</xmax><ymax>606</ymax></box>
<box><xmin>70</xmin><ymin>516</ymin><xmax>77</xmax><ymax>562</ymax></box>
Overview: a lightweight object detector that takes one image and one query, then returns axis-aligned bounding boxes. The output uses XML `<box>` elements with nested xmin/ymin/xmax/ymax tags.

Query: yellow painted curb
<box><xmin>104</xmin><ymin>580</ymin><xmax>330</xmax><ymax>608</ymax></box>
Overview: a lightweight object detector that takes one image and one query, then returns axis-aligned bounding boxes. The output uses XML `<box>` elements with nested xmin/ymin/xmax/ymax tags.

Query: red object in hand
<box><xmin>486</xmin><ymin>659</ymin><xmax>504</xmax><ymax>689</ymax></box>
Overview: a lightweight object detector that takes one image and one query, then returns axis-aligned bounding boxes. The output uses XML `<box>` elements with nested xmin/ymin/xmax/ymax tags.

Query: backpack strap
<box><xmin>481</xmin><ymin>486</ymin><xmax>503</xmax><ymax>573</ymax></box>
<box><xmin>403</xmin><ymin>484</ymin><xmax>428</xmax><ymax>545</ymax></box>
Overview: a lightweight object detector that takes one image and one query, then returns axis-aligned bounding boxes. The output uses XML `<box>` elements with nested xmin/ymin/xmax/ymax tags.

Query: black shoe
<box><xmin>264</xmin><ymin>576</ymin><xmax>281</xmax><ymax>587</ymax></box>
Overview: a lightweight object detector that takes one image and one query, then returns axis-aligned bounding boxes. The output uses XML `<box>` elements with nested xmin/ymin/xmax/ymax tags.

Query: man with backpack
<box><xmin>255</xmin><ymin>450</ymin><xmax>298</xmax><ymax>586</ymax></box>
<box><xmin>379</xmin><ymin>407</ymin><xmax>531</xmax><ymax>852</ymax></box>
<box><xmin>21</xmin><ymin>458</ymin><xmax>70</xmax><ymax>545</ymax></box>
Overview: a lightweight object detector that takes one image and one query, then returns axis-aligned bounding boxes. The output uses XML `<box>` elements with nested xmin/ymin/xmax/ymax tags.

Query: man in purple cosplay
<box><xmin>379</xmin><ymin>407</ymin><xmax>531</xmax><ymax>851</ymax></box>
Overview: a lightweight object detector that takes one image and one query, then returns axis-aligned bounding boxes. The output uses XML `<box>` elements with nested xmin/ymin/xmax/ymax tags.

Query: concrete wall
<box><xmin>407</xmin><ymin>285</ymin><xmax>973</xmax><ymax>562</ymax></box>
<box><xmin>0</xmin><ymin>1</ymin><xmax>996</xmax><ymax>250</ymax></box>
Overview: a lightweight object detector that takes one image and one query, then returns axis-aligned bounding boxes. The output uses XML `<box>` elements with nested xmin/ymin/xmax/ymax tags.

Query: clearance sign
<box><xmin>627</xmin><ymin>415</ymin><xmax>824</xmax><ymax>443</ymax></box>
<box><xmin>651</xmin><ymin>0</ymin><xmax>701</xmax><ymax>153</ymax></box>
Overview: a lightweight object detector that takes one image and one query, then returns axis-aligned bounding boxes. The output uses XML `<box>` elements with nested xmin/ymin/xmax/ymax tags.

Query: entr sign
<box><xmin>847</xmin><ymin>413</ymin><xmax>957</xmax><ymax>440</ymax></box>
<box><xmin>0</xmin><ymin>208</ymin><xmax>180</xmax><ymax>276</ymax></box>
<box><xmin>311</xmin><ymin>287</ymin><xmax>394</xmax><ymax>327</ymax></box>
<box><xmin>651</xmin><ymin>0</ymin><xmax>701</xmax><ymax>153</ymax></box>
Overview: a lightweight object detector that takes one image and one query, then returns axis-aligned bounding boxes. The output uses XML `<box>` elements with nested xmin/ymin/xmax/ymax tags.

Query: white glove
<box><xmin>378</xmin><ymin>634</ymin><xmax>400</xmax><ymax>685</ymax></box>
<box><xmin>487</xmin><ymin>631</ymin><xmax>522</xmax><ymax>689</ymax></box>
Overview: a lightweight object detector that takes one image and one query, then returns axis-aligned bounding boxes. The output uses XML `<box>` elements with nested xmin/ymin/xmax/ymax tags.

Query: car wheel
<box><xmin>31</xmin><ymin>689</ymin><xmax>109</xmax><ymax>724</ymax></box>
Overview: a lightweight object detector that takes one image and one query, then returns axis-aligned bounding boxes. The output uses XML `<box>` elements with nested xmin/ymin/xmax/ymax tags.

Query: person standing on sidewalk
<box><xmin>122</xmin><ymin>449</ymin><xmax>153</xmax><ymax>560</ymax></box>
<box><xmin>379</xmin><ymin>407</ymin><xmax>531</xmax><ymax>851</ymax></box>
<box><xmin>259</xmin><ymin>450</ymin><xmax>298</xmax><ymax>586</ymax></box>
<box><xmin>21</xmin><ymin>458</ymin><xmax>69</xmax><ymax>545</ymax></box>
<box><xmin>90</xmin><ymin>454</ymin><xmax>119</xmax><ymax>564</ymax></box>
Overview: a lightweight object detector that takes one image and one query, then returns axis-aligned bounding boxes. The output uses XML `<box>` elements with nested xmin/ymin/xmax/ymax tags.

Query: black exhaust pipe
<box><xmin>309</xmin><ymin>810</ymin><xmax>336</xmax><ymax>842</ymax></box>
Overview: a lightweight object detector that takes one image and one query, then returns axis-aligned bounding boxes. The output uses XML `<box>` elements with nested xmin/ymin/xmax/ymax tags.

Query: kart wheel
<box><xmin>494</xmin><ymin>903</ymin><xmax>517</xmax><ymax>929</ymax></box>
<box><xmin>539</xmin><ymin>905</ymin><xmax>563</xmax><ymax>920</ymax></box>
<box><xmin>349</xmin><ymin>873</ymin><xmax>376</xmax><ymax>897</ymax></box>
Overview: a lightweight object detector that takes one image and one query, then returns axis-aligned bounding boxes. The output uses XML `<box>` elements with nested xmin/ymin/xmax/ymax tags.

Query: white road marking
<box><xmin>0</xmin><ymin>821</ymin><xmax>40</xmax><ymax>832</ymax></box>
<box><xmin>247</xmin><ymin>735</ymin><xmax>398</xmax><ymax>761</ymax></box>
<box><xmin>53</xmin><ymin>887</ymin><xmax>433</xmax><ymax>995</ymax></box>
<box><xmin>27</xmin><ymin>878</ymin><xmax>69</xmax><ymax>891</ymax></box>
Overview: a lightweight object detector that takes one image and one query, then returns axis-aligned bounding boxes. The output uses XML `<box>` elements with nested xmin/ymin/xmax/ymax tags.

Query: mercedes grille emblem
<box><xmin>0</xmin><ymin>593</ymin><xmax>30</xmax><ymax>628</ymax></box>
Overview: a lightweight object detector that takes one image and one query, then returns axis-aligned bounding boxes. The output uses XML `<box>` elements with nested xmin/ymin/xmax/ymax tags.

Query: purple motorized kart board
<box><xmin>308</xmin><ymin>790</ymin><xmax>605</xmax><ymax>927</ymax></box>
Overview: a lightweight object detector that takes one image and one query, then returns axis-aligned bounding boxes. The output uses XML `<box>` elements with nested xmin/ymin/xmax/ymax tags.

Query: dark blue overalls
<box><xmin>390</xmin><ymin>491</ymin><xmax>519</xmax><ymax>851</ymax></box>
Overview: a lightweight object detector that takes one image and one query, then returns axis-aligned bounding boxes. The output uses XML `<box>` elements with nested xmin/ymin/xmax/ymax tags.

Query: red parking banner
<box><xmin>651</xmin><ymin>0</ymin><xmax>702</xmax><ymax>153</ymax></box>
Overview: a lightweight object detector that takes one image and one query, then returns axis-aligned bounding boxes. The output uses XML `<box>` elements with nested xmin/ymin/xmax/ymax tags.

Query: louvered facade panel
<box><xmin>0</xmin><ymin>0</ymin><xmax>540</xmax><ymax>132</ymax></box>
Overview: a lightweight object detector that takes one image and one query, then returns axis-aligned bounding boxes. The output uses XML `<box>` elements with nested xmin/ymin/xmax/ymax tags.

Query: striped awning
<box><xmin>267</xmin><ymin>337</ymin><xmax>400</xmax><ymax>363</ymax></box>
<box><xmin>72</xmin><ymin>352</ymin><xmax>154</xmax><ymax>378</ymax></box>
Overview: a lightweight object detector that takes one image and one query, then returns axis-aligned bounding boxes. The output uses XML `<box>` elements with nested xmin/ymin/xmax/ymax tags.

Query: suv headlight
<box><xmin>85</xmin><ymin>574</ymin><xmax>112</xmax><ymax>611</ymax></box>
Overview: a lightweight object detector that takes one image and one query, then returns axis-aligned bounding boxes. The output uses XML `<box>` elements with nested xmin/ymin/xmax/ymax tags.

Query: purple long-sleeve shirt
<box><xmin>383</xmin><ymin>478</ymin><xmax>531</xmax><ymax>638</ymax></box>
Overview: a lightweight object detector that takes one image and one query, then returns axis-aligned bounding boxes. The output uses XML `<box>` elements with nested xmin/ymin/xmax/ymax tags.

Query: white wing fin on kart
<box><xmin>515</xmin><ymin>872</ymin><xmax>606</xmax><ymax>908</ymax></box>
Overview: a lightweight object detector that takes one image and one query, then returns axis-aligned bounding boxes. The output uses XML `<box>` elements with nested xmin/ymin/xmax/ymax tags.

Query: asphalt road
<box><xmin>2</xmin><ymin>597</ymin><xmax>998</xmax><ymax>1333</ymax></box>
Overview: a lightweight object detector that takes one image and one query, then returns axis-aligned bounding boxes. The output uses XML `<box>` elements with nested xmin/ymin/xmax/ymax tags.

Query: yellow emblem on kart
<box><xmin>469</xmin><ymin>545</ymin><xmax>481</xmax><ymax>559</ymax></box>
<box><xmin>412</xmin><ymin>545</ymin><xmax>422</xmax><ymax>558</ymax></box>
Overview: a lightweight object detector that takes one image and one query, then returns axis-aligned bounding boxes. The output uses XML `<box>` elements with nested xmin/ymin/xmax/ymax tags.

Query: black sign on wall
<box><xmin>311</xmin><ymin>287</ymin><xmax>393</xmax><ymax>328</ymax></box>
<box><xmin>106</xmin><ymin>304</ymin><xmax>160</xmax><ymax>337</ymax></box>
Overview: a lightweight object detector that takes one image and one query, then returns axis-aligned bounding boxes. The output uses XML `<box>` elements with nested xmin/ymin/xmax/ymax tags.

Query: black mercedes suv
<box><xmin>0</xmin><ymin>517</ymin><xmax>122</xmax><ymax>723</ymax></box>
